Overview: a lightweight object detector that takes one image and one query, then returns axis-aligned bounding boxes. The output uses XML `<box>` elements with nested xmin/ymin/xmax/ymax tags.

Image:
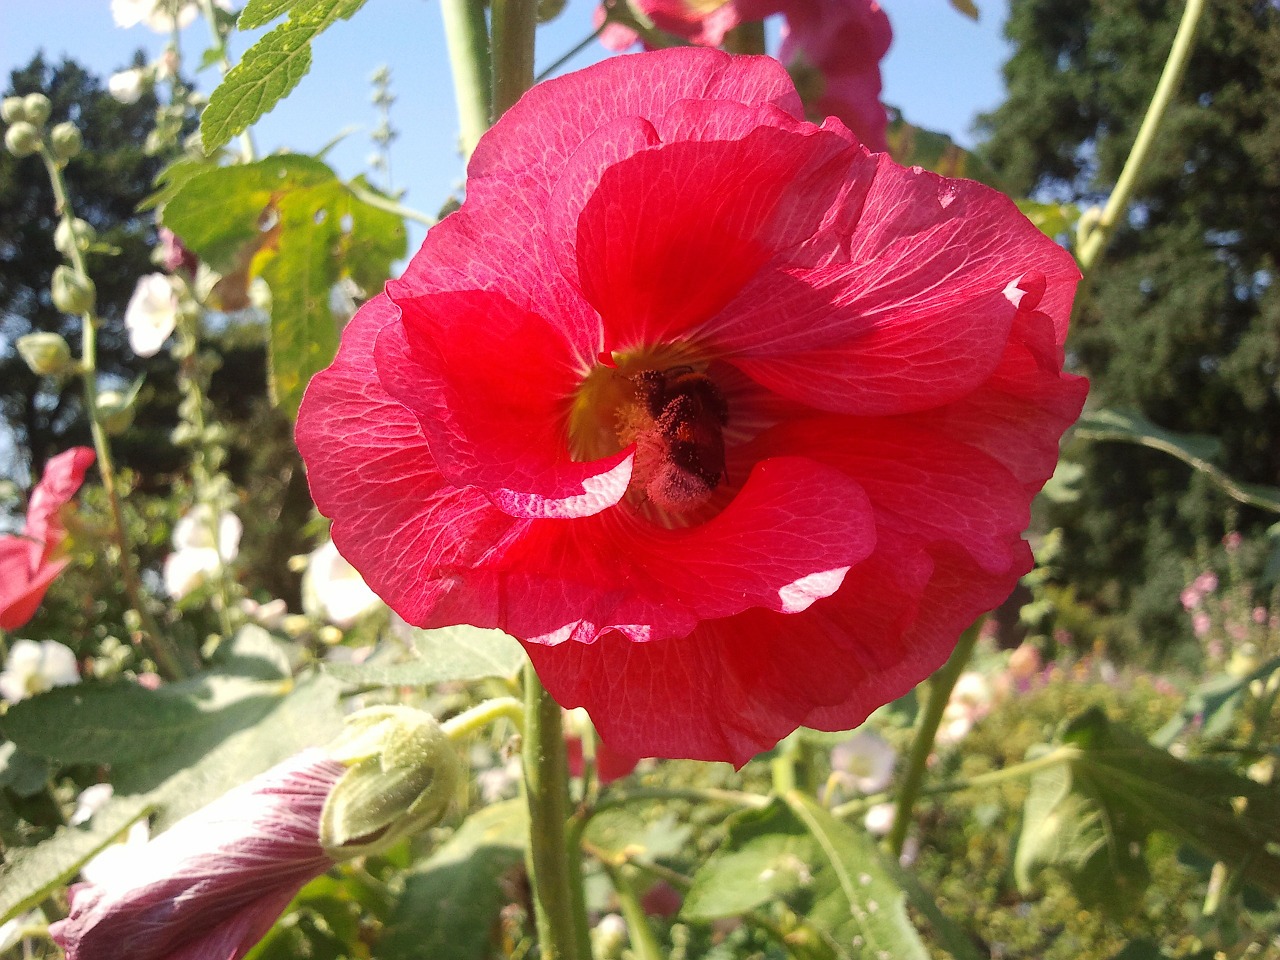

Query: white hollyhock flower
<box><xmin>162</xmin><ymin>506</ymin><xmax>241</xmax><ymax>600</ymax></box>
<box><xmin>107</xmin><ymin>68</ymin><xmax>144</xmax><ymax>104</ymax></box>
<box><xmin>937</xmin><ymin>671</ymin><xmax>993</xmax><ymax>745</ymax></box>
<box><xmin>71</xmin><ymin>784</ymin><xmax>116</xmax><ymax>826</ymax></box>
<box><xmin>110</xmin><ymin>0</ymin><xmax>230</xmax><ymax>32</ymax></box>
<box><xmin>302</xmin><ymin>540</ymin><xmax>380</xmax><ymax>628</ymax></box>
<box><xmin>123</xmin><ymin>274</ymin><xmax>179</xmax><ymax>357</ymax></box>
<box><xmin>830</xmin><ymin>729</ymin><xmax>896</xmax><ymax>795</ymax></box>
<box><xmin>863</xmin><ymin>802</ymin><xmax>896</xmax><ymax>837</ymax></box>
<box><xmin>0</xmin><ymin>639</ymin><xmax>79</xmax><ymax>703</ymax></box>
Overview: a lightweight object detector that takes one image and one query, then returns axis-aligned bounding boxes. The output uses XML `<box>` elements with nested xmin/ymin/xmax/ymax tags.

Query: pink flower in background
<box><xmin>597</xmin><ymin>0</ymin><xmax>893</xmax><ymax>151</ymax></box>
<box><xmin>297</xmin><ymin>49</ymin><xmax>1086</xmax><ymax>765</ymax></box>
<box><xmin>50</xmin><ymin>750</ymin><xmax>346</xmax><ymax>960</ymax></box>
<box><xmin>0</xmin><ymin>447</ymin><xmax>94</xmax><ymax>631</ymax></box>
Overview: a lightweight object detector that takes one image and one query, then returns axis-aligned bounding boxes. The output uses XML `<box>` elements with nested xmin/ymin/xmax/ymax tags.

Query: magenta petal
<box><xmin>297</xmin><ymin>294</ymin><xmax>520</xmax><ymax>627</ymax></box>
<box><xmin>375</xmin><ymin>293</ymin><xmax>633</xmax><ymax>519</ymax></box>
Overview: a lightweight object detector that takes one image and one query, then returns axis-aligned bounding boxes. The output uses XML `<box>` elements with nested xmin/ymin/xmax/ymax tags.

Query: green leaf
<box><xmin>1016</xmin><ymin>199</ymin><xmax>1082</xmax><ymax>240</ymax></box>
<box><xmin>0</xmin><ymin>741</ymin><xmax>50</xmax><ymax>797</ymax></box>
<box><xmin>379</xmin><ymin>800</ymin><xmax>528</xmax><ymax>960</ymax></box>
<box><xmin>162</xmin><ymin>155</ymin><xmax>406</xmax><ymax>417</ymax></box>
<box><xmin>1076</xmin><ymin>409</ymin><xmax>1280</xmax><ymax>514</ymax></box>
<box><xmin>323</xmin><ymin>625</ymin><xmax>527</xmax><ymax>687</ymax></box>
<box><xmin>0</xmin><ymin>670</ymin><xmax>342</xmax><ymax>923</ymax></box>
<box><xmin>0</xmin><ymin>795</ymin><xmax>154</xmax><ymax>923</ymax></box>
<box><xmin>202</xmin><ymin>0</ymin><xmax>370</xmax><ymax>152</ymax></box>
<box><xmin>948</xmin><ymin>0</ymin><xmax>979</xmax><ymax>19</ymax></box>
<box><xmin>239</xmin><ymin>0</ymin><xmax>297</xmax><ymax>28</ymax></box>
<box><xmin>884</xmin><ymin>116</ymin><xmax>1003</xmax><ymax>189</ymax></box>
<box><xmin>685</xmin><ymin>797</ymin><xmax>932</xmax><ymax>960</ymax></box>
<box><xmin>584</xmin><ymin>808</ymin><xmax>692</xmax><ymax>862</ymax></box>
<box><xmin>1016</xmin><ymin>709</ymin><xmax>1280</xmax><ymax>911</ymax></box>
<box><xmin>1151</xmin><ymin>655</ymin><xmax>1280</xmax><ymax>747</ymax></box>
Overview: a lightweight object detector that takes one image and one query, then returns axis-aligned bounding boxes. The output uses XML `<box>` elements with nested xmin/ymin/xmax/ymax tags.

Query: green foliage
<box><xmin>323</xmin><ymin>625</ymin><xmax>528</xmax><ymax>686</ymax></box>
<box><xmin>979</xmin><ymin>0</ymin><xmax>1280</xmax><ymax>658</ymax></box>
<box><xmin>201</xmin><ymin>0</ymin><xmax>370</xmax><ymax>152</ymax></box>
<box><xmin>161</xmin><ymin>154</ymin><xmax>405</xmax><ymax>416</ymax></box>
<box><xmin>379</xmin><ymin>800</ymin><xmax>527</xmax><ymax>960</ymax></box>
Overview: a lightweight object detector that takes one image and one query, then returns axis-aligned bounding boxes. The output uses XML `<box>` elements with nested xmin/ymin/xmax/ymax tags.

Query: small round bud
<box><xmin>17</xmin><ymin>332</ymin><xmax>73</xmax><ymax>377</ymax></box>
<box><xmin>50</xmin><ymin>121</ymin><xmax>82</xmax><ymax>161</ymax></box>
<box><xmin>54</xmin><ymin>218</ymin><xmax>96</xmax><ymax>257</ymax></box>
<box><xmin>537</xmin><ymin>0</ymin><xmax>567</xmax><ymax>21</ymax></box>
<box><xmin>51</xmin><ymin>266</ymin><xmax>96</xmax><ymax>314</ymax></box>
<box><xmin>1</xmin><ymin>96</ymin><xmax>26</xmax><ymax>123</ymax></box>
<box><xmin>4</xmin><ymin>121</ymin><xmax>40</xmax><ymax>158</ymax></box>
<box><xmin>96</xmin><ymin>389</ymin><xmax>136</xmax><ymax>435</ymax></box>
<box><xmin>22</xmin><ymin>93</ymin><xmax>51</xmax><ymax>126</ymax></box>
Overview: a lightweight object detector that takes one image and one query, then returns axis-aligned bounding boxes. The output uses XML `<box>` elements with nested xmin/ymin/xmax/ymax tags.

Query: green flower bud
<box><xmin>96</xmin><ymin>389</ymin><xmax>136</xmax><ymax>435</ymax></box>
<box><xmin>54</xmin><ymin>218</ymin><xmax>96</xmax><ymax>257</ymax></box>
<box><xmin>17</xmin><ymin>332</ymin><xmax>73</xmax><ymax>377</ymax></box>
<box><xmin>50</xmin><ymin>121</ymin><xmax>82</xmax><ymax>161</ymax></box>
<box><xmin>320</xmin><ymin>706</ymin><xmax>461</xmax><ymax>859</ymax></box>
<box><xmin>1</xmin><ymin>96</ymin><xmax>26</xmax><ymax>123</ymax></box>
<box><xmin>537</xmin><ymin>0</ymin><xmax>567</xmax><ymax>22</ymax></box>
<box><xmin>4</xmin><ymin>121</ymin><xmax>40</xmax><ymax>158</ymax></box>
<box><xmin>51</xmin><ymin>266</ymin><xmax>96</xmax><ymax>314</ymax></box>
<box><xmin>22</xmin><ymin>93</ymin><xmax>51</xmax><ymax>126</ymax></box>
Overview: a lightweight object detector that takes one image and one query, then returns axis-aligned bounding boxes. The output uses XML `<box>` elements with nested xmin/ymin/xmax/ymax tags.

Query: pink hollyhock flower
<box><xmin>296</xmin><ymin>49</ymin><xmax>1087</xmax><ymax>765</ymax></box>
<box><xmin>0</xmin><ymin>447</ymin><xmax>94</xmax><ymax>631</ymax></box>
<box><xmin>597</xmin><ymin>0</ymin><xmax>892</xmax><ymax>152</ymax></box>
<box><xmin>50</xmin><ymin>750</ymin><xmax>346</xmax><ymax>960</ymax></box>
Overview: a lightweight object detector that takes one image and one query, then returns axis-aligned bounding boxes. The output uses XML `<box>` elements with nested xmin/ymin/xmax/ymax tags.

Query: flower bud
<box><xmin>54</xmin><ymin>218</ymin><xmax>96</xmax><ymax>257</ymax></box>
<box><xmin>1</xmin><ymin>96</ymin><xmax>26</xmax><ymax>123</ymax></box>
<box><xmin>50</xmin><ymin>121</ymin><xmax>82</xmax><ymax>161</ymax></box>
<box><xmin>320</xmin><ymin>706</ymin><xmax>460</xmax><ymax>859</ymax></box>
<box><xmin>22</xmin><ymin>93</ymin><xmax>51</xmax><ymax>126</ymax></box>
<box><xmin>51</xmin><ymin>266</ymin><xmax>96</xmax><ymax>314</ymax></box>
<box><xmin>17</xmin><ymin>332</ymin><xmax>73</xmax><ymax>377</ymax></box>
<box><xmin>4</xmin><ymin>121</ymin><xmax>40</xmax><ymax>158</ymax></box>
<box><xmin>96</xmin><ymin>389</ymin><xmax>136</xmax><ymax>435</ymax></box>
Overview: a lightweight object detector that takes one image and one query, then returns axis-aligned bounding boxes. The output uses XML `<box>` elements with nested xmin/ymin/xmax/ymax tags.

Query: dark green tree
<box><xmin>0</xmin><ymin>53</ymin><xmax>175</xmax><ymax>483</ymax></box>
<box><xmin>978</xmin><ymin>0</ymin><xmax>1280</xmax><ymax>656</ymax></box>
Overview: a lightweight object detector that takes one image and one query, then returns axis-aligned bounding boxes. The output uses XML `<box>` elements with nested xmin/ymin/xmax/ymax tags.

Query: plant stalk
<box><xmin>491</xmin><ymin>0</ymin><xmax>538</xmax><ymax>118</ymax></box>
<box><xmin>886</xmin><ymin>621</ymin><xmax>980</xmax><ymax>857</ymax></box>
<box><xmin>440</xmin><ymin>0</ymin><xmax>493</xmax><ymax>158</ymax></box>
<box><xmin>1077</xmin><ymin>0</ymin><xmax>1206</xmax><ymax>271</ymax></box>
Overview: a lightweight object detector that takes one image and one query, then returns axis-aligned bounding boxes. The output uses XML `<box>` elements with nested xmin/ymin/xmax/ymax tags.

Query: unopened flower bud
<box><xmin>1</xmin><ymin>96</ymin><xmax>26</xmax><ymax>123</ymax></box>
<box><xmin>4</xmin><ymin>121</ymin><xmax>40</xmax><ymax>158</ymax></box>
<box><xmin>50</xmin><ymin>121</ymin><xmax>82</xmax><ymax>161</ymax></box>
<box><xmin>537</xmin><ymin>0</ymin><xmax>567</xmax><ymax>21</ymax></box>
<box><xmin>22</xmin><ymin>93</ymin><xmax>51</xmax><ymax>126</ymax></box>
<box><xmin>51</xmin><ymin>266</ymin><xmax>96</xmax><ymax>314</ymax></box>
<box><xmin>97</xmin><ymin>389</ymin><xmax>136</xmax><ymax>435</ymax></box>
<box><xmin>320</xmin><ymin>706</ymin><xmax>461</xmax><ymax>859</ymax></box>
<box><xmin>54</xmin><ymin>218</ymin><xmax>96</xmax><ymax>256</ymax></box>
<box><xmin>17</xmin><ymin>332</ymin><xmax>73</xmax><ymax>377</ymax></box>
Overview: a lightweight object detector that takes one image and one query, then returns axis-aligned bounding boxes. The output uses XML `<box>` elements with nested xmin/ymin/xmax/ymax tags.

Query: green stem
<box><xmin>521</xmin><ymin>664</ymin><xmax>592</xmax><ymax>960</ymax></box>
<box><xmin>439</xmin><ymin>0</ymin><xmax>493</xmax><ymax>158</ymax></box>
<box><xmin>723</xmin><ymin>20</ymin><xmax>766</xmax><ymax>55</ymax></box>
<box><xmin>535</xmin><ymin>24</ymin><xmax>607</xmax><ymax>82</ymax></box>
<box><xmin>770</xmin><ymin>730</ymin><xmax>800</xmax><ymax>794</ymax></box>
<box><xmin>886</xmin><ymin>621</ymin><xmax>980</xmax><ymax>857</ymax></box>
<box><xmin>491</xmin><ymin>0</ymin><xmax>538</xmax><ymax>118</ymax></box>
<box><xmin>442</xmin><ymin>696</ymin><xmax>525</xmax><ymax>738</ymax></box>
<box><xmin>830</xmin><ymin>745</ymin><xmax>1076</xmax><ymax>820</ymax></box>
<box><xmin>1076</xmin><ymin>0</ymin><xmax>1206</xmax><ymax>271</ymax></box>
<box><xmin>582</xmin><ymin>785</ymin><xmax>770</xmax><ymax>827</ymax></box>
<box><xmin>605</xmin><ymin>864</ymin><xmax>666</xmax><ymax>960</ymax></box>
<box><xmin>37</xmin><ymin>145</ymin><xmax>189</xmax><ymax>681</ymax></box>
<box><xmin>347</xmin><ymin>182</ymin><xmax>436</xmax><ymax>227</ymax></box>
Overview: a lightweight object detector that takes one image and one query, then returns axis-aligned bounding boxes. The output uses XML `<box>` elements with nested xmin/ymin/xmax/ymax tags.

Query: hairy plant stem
<box><xmin>440</xmin><ymin>0</ymin><xmax>493</xmax><ymax>158</ymax></box>
<box><xmin>491</xmin><ymin>0</ymin><xmax>538</xmax><ymax>118</ymax></box>
<box><xmin>886</xmin><ymin>621</ymin><xmax>980</xmax><ymax>857</ymax></box>
<box><xmin>441</xmin><ymin>696</ymin><xmax>524</xmax><ymax>738</ymax></box>
<box><xmin>521</xmin><ymin>664</ymin><xmax>592</xmax><ymax>960</ymax></box>
<box><xmin>1076</xmin><ymin>0</ymin><xmax>1206</xmax><ymax>271</ymax></box>
<box><xmin>37</xmin><ymin>145</ymin><xmax>189</xmax><ymax>680</ymax></box>
<box><xmin>604</xmin><ymin>863</ymin><xmax>665</xmax><ymax>960</ymax></box>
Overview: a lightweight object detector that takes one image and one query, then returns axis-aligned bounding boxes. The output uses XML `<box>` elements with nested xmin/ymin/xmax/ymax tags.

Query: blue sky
<box><xmin>2</xmin><ymin>0</ymin><xmax>1013</xmax><ymax>239</ymax></box>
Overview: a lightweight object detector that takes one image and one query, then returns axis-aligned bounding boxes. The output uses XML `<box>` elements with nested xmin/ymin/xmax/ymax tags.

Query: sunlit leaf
<box><xmin>202</xmin><ymin>0</ymin><xmax>370</xmax><ymax>152</ymax></box>
<box><xmin>1016</xmin><ymin>199</ymin><xmax>1082</xmax><ymax>240</ymax></box>
<box><xmin>884</xmin><ymin>115</ymin><xmax>1002</xmax><ymax>189</ymax></box>
<box><xmin>323</xmin><ymin>625</ymin><xmax>527</xmax><ymax>687</ymax></box>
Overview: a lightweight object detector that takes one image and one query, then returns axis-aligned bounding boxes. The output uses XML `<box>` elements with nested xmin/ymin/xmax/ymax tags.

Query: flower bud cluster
<box><xmin>3</xmin><ymin>93</ymin><xmax>83</xmax><ymax>162</ymax></box>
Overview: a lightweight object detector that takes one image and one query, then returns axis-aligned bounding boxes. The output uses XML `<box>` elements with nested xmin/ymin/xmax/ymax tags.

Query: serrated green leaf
<box><xmin>140</xmin><ymin>155</ymin><xmax>218</xmax><ymax>213</ymax></box>
<box><xmin>682</xmin><ymin>802</ymin><xmax>810</xmax><ymax>919</ymax></box>
<box><xmin>202</xmin><ymin>0</ymin><xmax>370</xmax><ymax>151</ymax></box>
<box><xmin>239</xmin><ymin>0</ymin><xmax>296</xmax><ymax>28</ymax></box>
<box><xmin>324</xmin><ymin>625</ymin><xmax>527</xmax><ymax>687</ymax></box>
<box><xmin>1016</xmin><ymin>709</ymin><xmax>1280</xmax><ymax>910</ymax></box>
<box><xmin>162</xmin><ymin>155</ymin><xmax>406</xmax><ymax>417</ymax></box>
<box><xmin>584</xmin><ymin>808</ymin><xmax>692</xmax><ymax>862</ymax></box>
<box><xmin>1076</xmin><ymin>409</ymin><xmax>1280</xmax><ymax>514</ymax></box>
<box><xmin>380</xmin><ymin>800</ymin><xmax>527</xmax><ymax>960</ymax></box>
<box><xmin>0</xmin><ymin>795</ymin><xmax>154</xmax><ymax>924</ymax></box>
